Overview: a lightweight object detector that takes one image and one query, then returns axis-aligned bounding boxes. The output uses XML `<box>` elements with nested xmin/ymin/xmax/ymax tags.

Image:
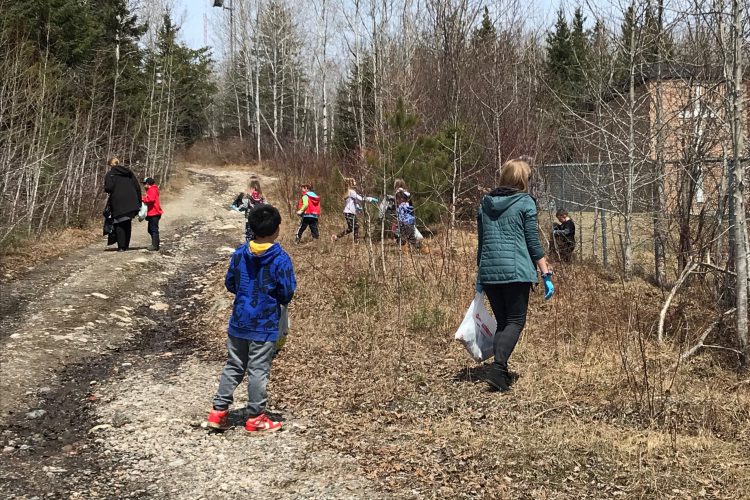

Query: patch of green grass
<box><xmin>407</xmin><ymin>306</ymin><xmax>445</xmax><ymax>333</ymax></box>
<box><xmin>332</xmin><ymin>274</ymin><xmax>380</xmax><ymax>313</ymax></box>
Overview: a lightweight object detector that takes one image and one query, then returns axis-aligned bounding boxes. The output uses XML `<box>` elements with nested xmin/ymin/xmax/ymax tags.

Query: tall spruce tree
<box><xmin>472</xmin><ymin>6</ymin><xmax>497</xmax><ymax>49</ymax></box>
<box><xmin>570</xmin><ymin>7</ymin><xmax>590</xmax><ymax>93</ymax></box>
<box><xmin>546</xmin><ymin>8</ymin><xmax>575</xmax><ymax>99</ymax></box>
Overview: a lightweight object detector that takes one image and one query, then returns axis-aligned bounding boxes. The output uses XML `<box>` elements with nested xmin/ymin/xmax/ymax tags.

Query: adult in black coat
<box><xmin>104</xmin><ymin>158</ymin><xmax>141</xmax><ymax>251</ymax></box>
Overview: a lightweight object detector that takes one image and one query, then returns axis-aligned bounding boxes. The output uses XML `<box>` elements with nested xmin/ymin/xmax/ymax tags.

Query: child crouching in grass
<box><xmin>207</xmin><ymin>204</ymin><xmax>296</xmax><ymax>433</ymax></box>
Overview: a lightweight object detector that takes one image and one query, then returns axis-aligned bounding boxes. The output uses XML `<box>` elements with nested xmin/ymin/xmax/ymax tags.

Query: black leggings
<box><xmin>483</xmin><ymin>282</ymin><xmax>531</xmax><ymax>372</ymax></box>
<box><xmin>337</xmin><ymin>214</ymin><xmax>359</xmax><ymax>240</ymax></box>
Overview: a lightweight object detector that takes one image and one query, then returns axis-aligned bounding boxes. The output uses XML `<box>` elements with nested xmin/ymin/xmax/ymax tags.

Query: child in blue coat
<box><xmin>207</xmin><ymin>205</ymin><xmax>296</xmax><ymax>432</ymax></box>
<box><xmin>396</xmin><ymin>191</ymin><xmax>420</xmax><ymax>251</ymax></box>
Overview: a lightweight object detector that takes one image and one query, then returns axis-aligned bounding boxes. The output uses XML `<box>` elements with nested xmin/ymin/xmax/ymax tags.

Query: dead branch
<box><xmin>671</xmin><ymin>308</ymin><xmax>736</xmax><ymax>370</ymax></box>
<box><xmin>657</xmin><ymin>260</ymin><xmax>699</xmax><ymax>343</ymax></box>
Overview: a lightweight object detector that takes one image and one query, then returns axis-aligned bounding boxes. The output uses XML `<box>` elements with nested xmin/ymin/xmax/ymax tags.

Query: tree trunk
<box><xmin>652</xmin><ymin>0</ymin><xmax>668</xmax><ymax>288</ymax></box>
<box><xmin>255</xmin><ymin>10</ymin><xmax>262</xmax><ymax>162</ymax></box>
<box><xmin>624</xmin><ymin>5</ymin><xmax>636</xmax><ymax>280</ymax></box>
<box><xmin>728</xmin><ymin>0</ymin><xmax>748</xmax><ymax>367</ymax></box>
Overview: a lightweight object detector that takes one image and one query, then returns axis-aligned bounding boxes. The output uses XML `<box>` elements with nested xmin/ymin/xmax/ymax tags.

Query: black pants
<box><xmin>146</xmin><ymin>215</ymin><xmax>161</xmax><ymax>249</ymax></box>
<box><xmin>296</xmin><ymin>217</ymin><xmax>319</xmax><ymax>241</ymax></box>
<box><xmin>337</xmin><ymin>213</ymin><xmax>359</xmax><ymax>240</ymax></box>
<box><xmin>484</xmin><ymin>282</ymin><xmax>531</xmax><ymax>372</ymax></box>
<box><xmin>553</xmin><ymin>237</ymin><xmax>575</xmax><ymax>262</ymax></box>
<box><xmin>398</xmin><ymin>222</ymin><xmax>419</xmax><ymax>248</ymax></box>
<box><xmin>114</xmin><ymin>219</ymin><xmax>133</xmax><ymax>251</ymax></box>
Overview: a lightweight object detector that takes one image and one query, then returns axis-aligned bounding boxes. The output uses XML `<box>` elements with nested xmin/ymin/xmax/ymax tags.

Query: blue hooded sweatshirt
<box><xmin>225</xmin><ymin>242</ymin><xmax>296</xmax><ymax>342</ymax></box>
<box><xmin>397</xmin><ymin>202</ymin><xmax>415</xmax><ymax>225</ymax></box>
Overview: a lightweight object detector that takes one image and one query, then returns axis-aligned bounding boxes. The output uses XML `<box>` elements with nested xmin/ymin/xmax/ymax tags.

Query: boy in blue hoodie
<box><xmin>207</xmin><ymin>205</ymin><xmax>296</xmax><ymax>433</ymax></box>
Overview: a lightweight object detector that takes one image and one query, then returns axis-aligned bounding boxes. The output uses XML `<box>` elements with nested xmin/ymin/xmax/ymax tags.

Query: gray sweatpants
<box><xmin>212</xmin><ymin>336</ymin><xmax>276</xmax><ymax>416</ymax></box>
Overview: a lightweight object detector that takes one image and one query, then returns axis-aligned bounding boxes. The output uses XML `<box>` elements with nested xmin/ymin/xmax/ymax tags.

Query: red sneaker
<box><xmin>207</xmin><ymin>408</ymin><xmax>230</xmax><ymax>430</ymax></box>
<box><xmin>245</xmin><ymin>413</ymin><xmax>282</xmax><ymax>433</ymax></box>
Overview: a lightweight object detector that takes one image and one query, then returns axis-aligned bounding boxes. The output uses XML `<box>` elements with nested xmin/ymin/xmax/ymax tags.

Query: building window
<box><xmin>696</xmin><ymin>169</ymin><xmax>705</xmax><ymax>204</ymax></box>
<box><xmin>681</xmin><ymin>85</ymin><xmax>704</xmax><ymax>119</ymax></box>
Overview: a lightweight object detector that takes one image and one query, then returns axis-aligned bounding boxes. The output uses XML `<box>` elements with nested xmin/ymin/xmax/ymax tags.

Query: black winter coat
<box><xmin>104</xmin><ymin>165</ymin><xmax>142</xmax><ymax>219</ymax></box>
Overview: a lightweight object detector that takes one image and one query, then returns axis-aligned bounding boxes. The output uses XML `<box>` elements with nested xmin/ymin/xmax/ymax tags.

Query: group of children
<box><xmin>230</xmin><ymin>176</ymin><xmax>422</xmax><ymax>250</ymax></box>
<box><xmin>207</xmin><ymin>175</ymin><xmax>428</xmax><ymax>433</ymax></box>
<box><xmin>297</xmin><ymin>177</ymin><xmax>422</xmax><ymax>252</ymax></box>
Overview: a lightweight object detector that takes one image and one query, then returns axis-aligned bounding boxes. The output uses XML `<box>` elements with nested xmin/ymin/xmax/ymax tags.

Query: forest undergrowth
<box><xmin>193</xmin><ymin>171</ymin><xmax>750</xmax><ymax>498</ymax></box>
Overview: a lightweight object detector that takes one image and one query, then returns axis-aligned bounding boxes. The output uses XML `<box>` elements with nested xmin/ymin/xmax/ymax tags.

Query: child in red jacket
<box><xmin>142</xmin><ymin>177</ymin><xmax>164</xmax><ymax>251</ymax></box>
<box><xmin>295</xmin><ymin>183</ymin><xmax>321</xmax><ymax>243</ymax></box>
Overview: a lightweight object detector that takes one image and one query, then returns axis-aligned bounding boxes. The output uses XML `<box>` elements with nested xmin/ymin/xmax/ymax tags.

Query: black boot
<box><xmin>486</xmin><ymin>364</ymin><xmax>510</xmax><ymax>392</ymax></box>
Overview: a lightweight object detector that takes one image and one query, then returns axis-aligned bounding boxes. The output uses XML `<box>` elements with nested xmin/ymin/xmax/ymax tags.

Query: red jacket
<box><xmin>142</xmin><ymin>184</ymin><xmax>163</xmax><ymax>217</ymax></box>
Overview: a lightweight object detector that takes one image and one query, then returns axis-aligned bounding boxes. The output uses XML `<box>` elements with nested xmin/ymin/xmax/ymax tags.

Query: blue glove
<box><xmin>366</xmin><ymin>196</ymin><xmax>379</xmax><ymax>203</ymax></box>
<box><xmin>542</xmin><ymin>274</ymin><xmax>554</xmax><ymax>300</ymax></box>
<box><xmin>475</xmin><ymin>280</ymin><xmax>483</xmax><ymax>294</ymax></box>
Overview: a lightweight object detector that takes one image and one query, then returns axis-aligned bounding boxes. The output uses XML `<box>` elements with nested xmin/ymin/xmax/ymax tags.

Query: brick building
<box><xmin>539</xmin><ymin>66</ymin><xmax>749</xmax><ymax>215</ymax></box>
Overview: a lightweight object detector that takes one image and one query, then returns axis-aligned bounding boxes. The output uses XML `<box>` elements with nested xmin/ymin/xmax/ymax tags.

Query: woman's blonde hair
<box><xmin>394</xmin><ymin>178</ymin><xmax>408</xmax><ymax>191</ymax></box>
<box><xmin>108</xmin><ymin>157</ymin><xmax>119</xmax><ymax>167</ymax></box>
<box><xmin>499</xmin><ymin>159</ymin><xmax>531</xmax><ymax>192</ymax></box>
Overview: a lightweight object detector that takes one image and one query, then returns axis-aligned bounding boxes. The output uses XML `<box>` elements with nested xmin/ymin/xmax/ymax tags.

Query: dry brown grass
<box><xmin>193</xmin><ymin>176</ymin><xmax>750</xmax><ymax>498</ymax></box>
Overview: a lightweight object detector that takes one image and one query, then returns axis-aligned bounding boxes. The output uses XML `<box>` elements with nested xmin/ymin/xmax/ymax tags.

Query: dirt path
<box><xmin>0</xmin><ymin>166</ymin><xmax>382</xmax><ymax>499</ymax></box>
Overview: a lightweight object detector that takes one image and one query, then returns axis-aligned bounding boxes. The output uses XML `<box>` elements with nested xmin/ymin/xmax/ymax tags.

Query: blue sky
<box><xmin>173</xmin><ymin>0</ymin><xmax>565</xmax><ymax>51</ymax></box>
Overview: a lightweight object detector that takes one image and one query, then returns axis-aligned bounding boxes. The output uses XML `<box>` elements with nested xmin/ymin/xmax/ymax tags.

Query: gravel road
<box><xmin>0</xmin><ymin>166</ymin><xmax>384</xmax><ymax>499</ymax></box>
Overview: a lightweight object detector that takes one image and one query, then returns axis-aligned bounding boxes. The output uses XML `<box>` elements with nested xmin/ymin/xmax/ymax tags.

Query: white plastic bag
<box><xmin>137</xmin><ymin>202</ymin><xmax>148</xmax><ymax>221</ymax></box>
<box><xmin>276</xmin><ymin>305</ymin><xmax>290</xmax><ymax>351</ymax></box>
<box><xmin>454</xmin><ymin>292</ymin><xmax>497</xmax><ymax>362</ymax></box>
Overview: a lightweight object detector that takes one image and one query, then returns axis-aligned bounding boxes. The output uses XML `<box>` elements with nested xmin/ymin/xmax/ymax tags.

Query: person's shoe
<box><xmin>117</xmin><ymin>248</ymin><xmax>126</xmax><ymax>252</ymax></box>
<box><xmin>245</xmin><ymin>413</ymin><xmax>282</xmax><ymax>433</ymax></box>
<box><xmin>207</xmin><ymin>408</ymin><xmax>231</xmax><ymax>430</ymax></box>
<box><xmin>147</xmin><ymin>245</ymin><xmax>159</xmax><ymax>251</ymax></box>
<box><xmin>486</xmin><ymin>365</ymin><xmax>510</xmax><ymax>392</ymax></box>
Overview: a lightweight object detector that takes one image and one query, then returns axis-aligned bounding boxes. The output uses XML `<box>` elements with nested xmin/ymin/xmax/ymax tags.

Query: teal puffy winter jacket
<box><xmin>477</xmin><ymin>187</ymin><xmax>545</xmax><ymax>285</ymax></box>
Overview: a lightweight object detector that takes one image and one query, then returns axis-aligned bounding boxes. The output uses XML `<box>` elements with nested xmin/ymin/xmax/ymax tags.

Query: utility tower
<box><xmin>213</xmin><ymin>0</ymin><xmax>234</xmax><ymax>61</ymax></box>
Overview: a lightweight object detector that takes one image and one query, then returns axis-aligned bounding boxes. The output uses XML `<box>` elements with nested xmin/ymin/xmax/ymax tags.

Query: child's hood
<box><xmin>304</xmin><ymin>191</ymin><xmax>320</xmax><ymax>201</ymax></box>
<box><xmin>241</xmin><ymin>241</ymin><xmax>282</xmax><ymax>265</ymax></box>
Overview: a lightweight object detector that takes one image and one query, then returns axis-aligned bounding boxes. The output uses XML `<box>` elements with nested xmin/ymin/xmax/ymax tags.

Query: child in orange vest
<box><xmin>295</xmin><ymin>183</ymin><xmax>320</xmax><ymax>243</ymax></box>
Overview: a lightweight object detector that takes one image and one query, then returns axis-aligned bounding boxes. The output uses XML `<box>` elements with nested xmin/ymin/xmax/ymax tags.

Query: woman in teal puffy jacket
<box><xmin>476</xmin><ymin>159</ymin><xmax>554</xmax><ymax>392</ymax></box>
